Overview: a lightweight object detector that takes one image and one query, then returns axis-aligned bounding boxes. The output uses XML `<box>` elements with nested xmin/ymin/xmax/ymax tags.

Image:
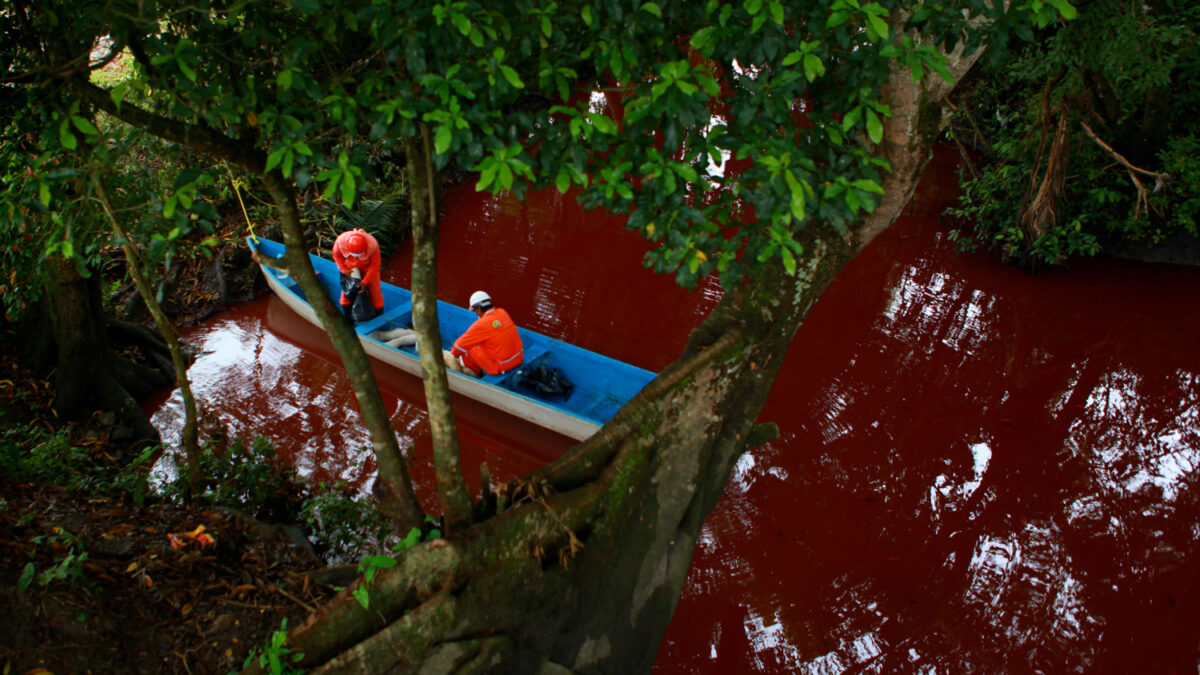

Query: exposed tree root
<box><xmin>1019</xmin><ymin>106</ymin><xmax>1071</xmax><ymax>247</ymax></box>
<box><xmin>1080</xmin><ymin>119</ymin><xmax>1170</xmax><ymax>221</ymax></box>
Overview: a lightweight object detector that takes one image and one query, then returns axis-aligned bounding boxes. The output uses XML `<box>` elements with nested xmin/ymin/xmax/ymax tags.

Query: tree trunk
<box><xmin>93</xmin><ymin>173</ymin><xmax>203</xmax><ymax>497</ymax></box>
<box><xmin>259</xmin><ymin>169</ymin><xmax>426</xmax><ymax>531</ymax></box>
<box><xmin>44</xmin><ymin>254</ymin><xmax>160</xmax><ymax>447</ymax></box>
<box><xmin>408</xmin><ymin>125</ymin><xmax>474</xmax><ymax>533</ymax></box>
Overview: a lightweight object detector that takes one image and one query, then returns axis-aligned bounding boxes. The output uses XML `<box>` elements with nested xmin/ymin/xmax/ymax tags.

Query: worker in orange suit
<box><xmin>447</xmin><ymin>291</ymin><xmax>523</xmax><ymax>377</ymax></box>
<box><xmin>332</xmin><ymin>228</ymin><xmax>383</xmax><ymax>323</ymax></box>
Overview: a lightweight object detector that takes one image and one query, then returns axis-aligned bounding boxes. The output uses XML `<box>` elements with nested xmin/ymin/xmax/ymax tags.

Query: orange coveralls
<box><xmin>450</xmin><ymin>308</ymin><xmax>524</xmax><ymax>375</ymax></box>
<box><xmin>332</xmin><ymin>229</ymin><xmax>383</xmax><ymax>310</ymax></box>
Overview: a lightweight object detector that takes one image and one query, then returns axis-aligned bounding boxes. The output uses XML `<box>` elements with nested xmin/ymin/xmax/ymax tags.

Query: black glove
<box><xmin>341</xmin><ymin>302</ymin><xmax>356</xmax><ymax>326</ymax></box>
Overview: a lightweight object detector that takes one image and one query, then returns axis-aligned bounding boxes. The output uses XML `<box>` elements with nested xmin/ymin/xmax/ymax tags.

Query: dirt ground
<box><xmin>0</xmin><ymin>240</ymin><xmax>339</xmax><ymax>674</ymax></box>
<box><xmin>0</xmin><ymin>478</ymin><xmax>336</xmax><ymax>674</ymax></box>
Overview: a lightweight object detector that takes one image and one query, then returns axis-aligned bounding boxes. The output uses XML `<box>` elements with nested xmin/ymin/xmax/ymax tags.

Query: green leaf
<box><xmin>867</xmin><ymin>14</ymin><xmax>889</xmax><ymax>40</ymax></box>
<box><xmin>781</xmin><ymin>247</ymin><xmax>796</xmax><ymax>275</ymax></box>
<box><xmin>588</xmin><ymin>113</ymin><xmax>617</xmax><ymax>135</ymax></box>
<box><xmin>322</xmin><ymin>174</ymin><xmax>340</xmax><ymax>202</ymax></box>
<box><xmin>178</xmin><ymin>60</ymin><xmax>197</xmax><ymax>83</ymax></box>
<box><xmin>499</xmin><ymin>65</ymin><xmax>524</xmax><ymax>89</ymax></box>
<box><xmin>289</xmin><ymin>0</ymin><xmax>320</xmax><ymax>13</ymax></box>
<box><xmin>672</xmin><ymin>162</ymin><xmax>700</xmax><ymax>184</ymax></box>
<box><xmin>70</xmin><ymin>116</ymin><xmax>98</xmax><ymax>136</ymax></box>
<box><xmin>866</xmin><ymin>109</ymin><xmax>883</xmax><ymax>144</ymax></box>
<box><xmin>434</xmin><ymin>124</ymin><xmax>452</xmax><ymax>154</ymax></box>
<box><xmin>640</xmin><ymin>2</ymin><xmax>662</xmax><ymax>17</ymax></box>
<box><xmin>745</xmin><ymin>0</ymin><xmax>763</xmax><ymax>16</ymax></box>
<box><xmin>782</xmin><ymin>51</ymin><xmax>803</xmax><ymax>67</ymax></box>
<box><xmin>784</xmin><ymin>170</ymin><xmax>806</xmax><ymax>221</ymax></box>
<box><xmin>910</xmin><ymin>62</ymin><xmax>925</xmax><ymax>83</ymax></box>
<box><xmin>555</xmin><ymin>167</ymin><xmax>571</xmax><ymax>193</ymax></box>
<box><xmin>1046</xmin><ymin>0</ymin><xmax>1077</xmax><ymax>19</ymax></box>
<box><xmin>757</xmin><ymin>242</ymin><xmax>778</xmax><ymax>262</ymax></box>
<box><xmin>690</xmin><ymin>26</ymin><xmax>718</xmax><ymax>53</ymax></box>
<box><xmin>476</xmin><ymin>162</ymin><xmax>497</xmax><ymax>191</ymax></box>
<box><xmin>769</xmin><ymin>1</ymin><xmax>784</xmax><ymax>25</ymax></box>
<box><xmin>842</xmin><ymin>105</ymin><xmax>861</xmax><ymax>131</ymax></box>
<box><xmin>110</xmin><ymin>83</ymin><xmax>128</xmax><ymax>109</ymax></box>
<box><xmin>402</xmin><ymin>527</ymin><xmax>422</xmax><ymax>550</ymax></box>
<box><xmin>497</xmin><ymin>163</ymin><xmax>514</xmax><ymax>190</ymax></box>
<box><xmin>846</xmin><ymin>188</ymin><xmax>861</xmax><ymax>213</ymax></box>
<box><xmin>59</xmin><ymin>121</ymin><xmax>77</xmax><ymax>150</ymax></box>
<box><xmin>277</xmin><ymin>69</ymin><xmax>294</xmax><ymax>91</ymax></box>
<box><xmin>18</xmin><ymin>563</ymin><xmax>35</xmax><ymax>592</ymax></box>
<box><xmin>803</xmin><ymin>54</ymin><xmax>825</xmax><ymax>82</ymax></box>
<box><xmin>581</xmin><ymin>5</ymin><xmax>593</xmax><ymax>26</ymax></box>
<box><xmin>341</xmin><ymin>169</ymin><xmax>356</xmax><ymax>206</ymax></box>
<box><xmin>38</xmin><ymin>181</ymin><xmax>51</xmax><ymax>206</ymax></box>
<box><xmin>362</xmin><ymin>555</ymin><xmax>397</xmax><ymax>569</ymax></box>
<box><xmin>452</xmin><ymin>13</ymin><xmax>471</xmax><ymax>36</ymax></box>
<box><xmin>265</xmin><ymin>147</ymin><xmax>286</xmax><ymax>173</ymax></box>
<box><xmin>851</xmin><ymin>178</ymin><xmax>884</xmax><ymax>193</ymax></box>
<box><xmin>352</xmin><ymin>586</ymin><xmax>370</xmax><ymax>610</ymax></box>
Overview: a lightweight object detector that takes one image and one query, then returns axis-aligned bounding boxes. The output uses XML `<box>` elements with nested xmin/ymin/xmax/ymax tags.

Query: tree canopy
<box><xmin>7</xmin><ymin>0</ymin><xmax>1060</xmax><ymax>285</ymax></box>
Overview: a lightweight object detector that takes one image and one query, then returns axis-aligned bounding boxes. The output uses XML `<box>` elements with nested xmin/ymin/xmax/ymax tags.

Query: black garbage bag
<box><xmin>516</xmin><ymin>365</ymin><xmax>575</xmax><ymax>399</ymax></box>
<box><xmin>340</xmin><ymin>274</ymin><xmax>381</xmax><ymax>322</ymax></box>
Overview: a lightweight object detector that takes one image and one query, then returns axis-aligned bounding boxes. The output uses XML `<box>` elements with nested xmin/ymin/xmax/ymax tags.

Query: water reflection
<box><xmin>659</xmin><ymin>200</ymin><xmax>1200</xmax><ymax>672</ymax></box>
<box><xmin>150</xmin><ymin>300</ymin><xmax>379</xmax><ymax>496</ymax></box>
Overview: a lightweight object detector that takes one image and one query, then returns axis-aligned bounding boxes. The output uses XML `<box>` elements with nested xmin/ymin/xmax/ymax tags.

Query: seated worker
<box><xmin>445</xmin><ymin>291</ymin><xmax>523</xmax><ymax>378</ymax></box>
<box><xmin>332</xmin><ymin>228</ymin><xmax>383</xmax><ymax>323</ymax></box>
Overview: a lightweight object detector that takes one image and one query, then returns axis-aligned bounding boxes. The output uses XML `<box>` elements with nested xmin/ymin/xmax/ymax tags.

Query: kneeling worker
<box><xmin>446</xmin><ymin>291</ymin><xmax>523</xmax><ymax>378</ymax></box>
<box><xmin>332</xmin><ymin>228</ymin><xmax>383</xmax><ymax>323</ymax></box>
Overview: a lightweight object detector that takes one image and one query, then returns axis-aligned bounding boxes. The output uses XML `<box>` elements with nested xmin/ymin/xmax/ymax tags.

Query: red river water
<box><xmin>149</xmin><ymin>148</ymin><xmax>1200</xmax><ymax>673</ymax></box>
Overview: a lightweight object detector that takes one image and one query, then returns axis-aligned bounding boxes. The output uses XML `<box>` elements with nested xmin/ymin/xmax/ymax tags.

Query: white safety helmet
<box><xmin>469</xmin><ymin>290</ymin><xmax>491</xmax><ymax>309</ymax></box>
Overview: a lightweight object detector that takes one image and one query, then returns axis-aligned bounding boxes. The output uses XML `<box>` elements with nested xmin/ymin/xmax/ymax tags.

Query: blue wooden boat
<box><xmin>248</xmin><ymin>236</ymin><xmax>656</xmax><ymax>440</ymax></box>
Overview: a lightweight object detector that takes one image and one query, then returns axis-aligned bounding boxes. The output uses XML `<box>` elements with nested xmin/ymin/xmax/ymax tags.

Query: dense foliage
<box><xmin>948</xmin><ymin>0</ymin><xmax>1200</xmax><ymax>264</ymax></box>
<box><xmin>4</xmin><ymin>0</ymin><xmax>1063</xmax><ymax>289</ymax></box>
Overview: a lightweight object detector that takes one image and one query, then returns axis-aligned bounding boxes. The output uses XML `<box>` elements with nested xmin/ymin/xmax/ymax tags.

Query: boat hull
<box><xmin>249</xmin><ymin>237</ymin><xmax>655</xmax><ymax>441</ymax></box>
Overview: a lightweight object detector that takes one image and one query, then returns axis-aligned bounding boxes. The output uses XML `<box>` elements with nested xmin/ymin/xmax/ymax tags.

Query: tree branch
<box><xmin>1080</xmin><ymin>119</ymin><xmax>1169</xmax><ymax>220</ymax></box>
<box><xmin>72</xmin><ymin>79</ymin><xmax>264</xmax><ymax>174</ymax></box>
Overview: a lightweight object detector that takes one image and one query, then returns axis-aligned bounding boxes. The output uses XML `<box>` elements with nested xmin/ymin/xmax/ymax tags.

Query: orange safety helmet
<box><xmin>343</xmin><ymin>231</ymin><xmax>368</xmax><ymax>257</ymax></box>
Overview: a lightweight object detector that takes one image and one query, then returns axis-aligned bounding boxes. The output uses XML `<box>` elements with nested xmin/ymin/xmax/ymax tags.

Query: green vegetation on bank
<box><xmin>0</xmin><ymin>420</ymin><xmax>393</xmax><ymax>566</ymax></box>
<box><xmin>948</xmin><ymin>0</ymin><xmax>1200</xmax><ymax>265</ymax></box>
